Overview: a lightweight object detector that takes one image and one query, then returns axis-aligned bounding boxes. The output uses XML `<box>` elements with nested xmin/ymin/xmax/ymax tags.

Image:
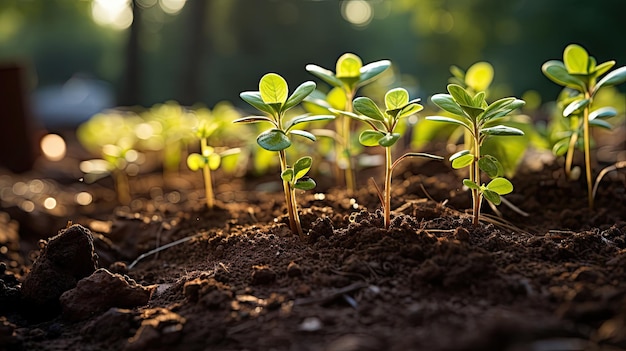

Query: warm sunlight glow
<box><xmin>91</xmin><ymin>0</ymin><xmax>133</xmax><ymax>30</ymax></box>
<box><xmin>40</xmin><ymin>134</ymin><xmax>66</xmax><ymax>161</ymax></box>
<box><xmin>43</xmin><ymin>197</ymin><xmax>57</xmax><ymax>210</ymax></box>
<box><xmin>75</xmin><ymin>192</ymin><xmax>93</xmax><ymax>206</ymax></box>
<box><xmin>159</xmin><ymin>0</ymin><xmax>186</xmax><ymax>15</ymax></box>
<box><xmin>341</xmin><ymin>0</ymin><xmax>373</xmax><ymax>27</ymax></box>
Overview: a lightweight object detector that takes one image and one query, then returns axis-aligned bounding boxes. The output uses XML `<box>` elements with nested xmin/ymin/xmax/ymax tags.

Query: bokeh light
<box><xmin>341</xmin><ymin>0</ymin><xmax>373</xmax><ymax>28</ymax></box>
<box><xmin>40</xmin><ymin>134</ymin><xmax>67</xmax><ymax>161</ymax></box>
<box><xmin>159</xmin><ymin>0</ymin><xmax>186</xmax><ymax>15</ymax></box>
<box><xmin>91</xmin><ymin>0</ymin><xmax>133</xmax><ymax>30</ymax></box>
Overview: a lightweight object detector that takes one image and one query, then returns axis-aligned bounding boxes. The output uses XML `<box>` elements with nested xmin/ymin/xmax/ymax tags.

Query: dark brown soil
<box><xmin>1</xmin><ymin>145</ymin><xmax>626</xmax><ymax>351</ymax></box>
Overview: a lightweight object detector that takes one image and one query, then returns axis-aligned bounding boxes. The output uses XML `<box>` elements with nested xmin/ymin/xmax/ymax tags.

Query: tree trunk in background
<box><xmin>180</xmin><ymin>0</ymin><xmax>209</xmax><ymax>106</ymax></box>
<box><xmin>120</xmin><ymin>0</ymin><xmax>141</xmax><ymax>106</ymax></box>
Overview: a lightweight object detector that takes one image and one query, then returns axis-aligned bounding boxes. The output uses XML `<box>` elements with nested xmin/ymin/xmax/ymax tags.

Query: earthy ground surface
<box><xmin>1</xmin><ymin>138</ymin><xmax>626</xmax><ymax>351</ymax></box>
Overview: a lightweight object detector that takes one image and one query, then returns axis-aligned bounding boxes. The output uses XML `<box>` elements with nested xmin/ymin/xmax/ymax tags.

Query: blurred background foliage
<box><xmin>1</xmin><ymin>0</ymin><xmax>625</xmax><ymax>115</ymax></box>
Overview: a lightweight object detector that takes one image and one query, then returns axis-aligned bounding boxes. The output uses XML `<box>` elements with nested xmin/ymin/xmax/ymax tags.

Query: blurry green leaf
<box><xmin>592</xmin><ymin>60</ymin><xmax>616</xmax><ymax>79</ymax></box>
<box><xmin>186</xmin><ymin>153</ymin><xmax>206</xmax><ymax>171</ymax></box>
<box><xmin>482</xmin><ymin>125</ymin><xmax>524</xmax><ymax>136</ymax></box>
<box><xmin>542</xmin><ymin>61</ymin><xmax>586</xmax><ymax>90</ymax></box>
<box><xmin>281</xmin><ymin>168</ymin><xmax>294</xmax><ymax>182</ymax></box>
<box><xmin>208</xmin><ymin>153</ymin><xmax>221</xmax><ymax>170</ymax></box>
<box><xmin>478</xmin><ymin>155</ymin><xmax>502</xmax><ymax>178</ymax></box>
<box><xmin>336</xmin><ymin>53</ymin><xmax>362</xmax><ymax>78</ymax></box>
<box><xmin>294</xmin><ymin>177</ymin><xmax>316</xmax><ymax>190</ymax></box>
<box><xmin>481</xmin><ymin>97</ymin><xmax>516</xmax><ymax>121</ymax></box>
<box><xmin>482</xmin><ymin>189</ymin><xmax>501</xmax><ymax>205</ymax></box>
<box><xmin>396</xmin><ymin>103</ymin><xmax>423</xmax><ymax>119</ymax></box>
<box><xmin>288</xmin><ymin>129</ymin><xmax>316</xmax><ymax>142</ymax></box>
<box><xmin>379</xmin><ymin>133</ymin><xmax>401</xmax><ymax>147</ymax></box>
<box><xmin>563</xmin><ymin>98</ymin><xmax>590</xmax><ymax>117</ymax></box>
<box><xmin>305</xmin><ymin>64</ymin><xmax>343</xmax><ymax>88</ymax></box>
<box><xmin>552</xmin><ymin>138</ymin><xmax>570</xmax><ymax>156</ymax></box>
<box><xmin>283</xmin><ymin>81</ymin><xmax>315</xmax><ymax>111</ymax></box>
<box><xmin>232</xmin><ymin>115</ymin><xmax>274</xmax><ymax>124</ymax></box>
<box><xmin>472</xmin><ymin>91</ymin><xmax>487</xmax><ymax>107</ymax></box>
<box><xmin>564</xmin><ymin>44</ymin><xmax>589</xmax><ymax>75</ymax></box>
<box><xmin>293</xmin><ymin>156</ymin><xmax>312</xmax><ymax>180</ymax></box>
<box><xmin>287</xmin><ymin>114</ymin><xmax>335</xmax><ymax>130</ymax></box>
<box><xmin>462</xmin><ymin>179</ymin><xmax>480</xmax><ymax>190</ymax></box>
<box><xmin>327</xmin><ymin>87</ymin><xmax>348</xmax><ymax>109</ymax></box>
<box><xmin>589</xmin><ymin>119</ymin><xmax>613</xmax><ymax>129</ymax></box>
<box><xmin>425</xmin><ymin>115</ymin><xmax>471</xmax><ymax>131</ymax></box>
<box><xmin>589</xmin><ymin>107</ymin><xmax>617</xmax><ymax>120</ymax></box>
<box><xmin>486</xmin><ymin>177</ymin><xmax>513</xmax><ymax>195</ymax></box>
<box><xmin>385</xmin><ymin>88</ymin><xmax>409</xmax><ymax>110</ymax></box>
<box><xmin>359</xmin><ymin>129</ymin><xmax>385</xmax><ymax>146</ymax></box>
<box><xmin>354</xmin><ymin>97</ymin><xmax>386</xmax><ymax>121</ymax></box>
<box><xmin>431</xmin><ymin>94</ymin><xmax>466</xmax><ymax>117</ymax></box>
<box><xmin>257</xmin><ymin>129</ymin><xmax>291</xmax><ymax>151</ymax></box>
<box><xmin>240</xmin><ymin>92</ymin><xmax>275</xmax><ymax>115</ymax></box>
<box><xmin>260</xmin><ymin>73</ymin><xmax>288</xmax><ymax>105</ymax></box>
<box><xmin>359</xmin><ymin>60</ymin><xmax>391</xmax><ymax>86</ymax></box>
<box><xmin>465</xmin><ymin>62</ymin><xmax>494</xmax><ymax>92</ymax></box>
<box><xmin>451</xmin><ymin>153</ymin><xmax>474</xmax><ymax>169</ymax></box>
<box><xmin>594</xmin><ymin>66</ymin><xmax>626</xmax><ymax>94</ymax></box>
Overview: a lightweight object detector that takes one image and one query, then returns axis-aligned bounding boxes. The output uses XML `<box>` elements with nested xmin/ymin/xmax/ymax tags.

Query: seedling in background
<box><xmin>427</xmin><ymin>84</ymin><xmax>525</xmax><ymax>225</ymax></box>
<box><xmin>306</xmin><ymin>53</ymin><xmax>391</xmax><ymax>194</ymax></box>
<box><xmin>234</xmin><ymin>73</ymin><xmax>334</xmax><ymax>238</ymax></box>
<box><xmin>335</xmin><ymin>88</ymin><xmax>442</xmax><ymax>229</ymax></box>
<box><xmin>186</xmin><ymin>118</ymin><xmax>240</xmax><ymax>210</ymax></box>
<box><xmin>542</xmin><ymin>44</ymin><xmax>626</xmax><ymax>209</ymax></box>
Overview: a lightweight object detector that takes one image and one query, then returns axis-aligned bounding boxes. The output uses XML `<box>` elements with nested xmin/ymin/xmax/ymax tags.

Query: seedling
<box><xmin>186</xmin><ymin>118</ymin><xmax>240</xmax><ymax>210</ymax></box>
<box><xmin>234</xmin><ymin>73</ymin><xmax>334</xmax><ymax>238</ymax></box>
<box><xmin>306</xmin><ymin>53</ymin><xmax>391</xmax><ymax>194</ymax></box>
<box><xmin>426</xmin><ymin>84</ymin><xmax>525</xmax><ymax>225</ymax></box>
<box><xmin>334</xmin><ymin>88</ymin><xmax>442</xmax><ymax>229</ymax></box>
<box><xmin>542</xmin><ymin>44</ymin><xmax>626</xmax><ymax>209</ymax></box>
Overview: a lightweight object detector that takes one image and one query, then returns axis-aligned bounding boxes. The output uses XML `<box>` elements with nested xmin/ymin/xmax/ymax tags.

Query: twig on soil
<box><xmin>592</xmin><ymin>160</ymin><xmax>626</xmax><ymax>201</ymax></box>
<box><xmin>128</xmin><ymin>232</ymin><xmax>204</xmax><ymax>270</ymax></box>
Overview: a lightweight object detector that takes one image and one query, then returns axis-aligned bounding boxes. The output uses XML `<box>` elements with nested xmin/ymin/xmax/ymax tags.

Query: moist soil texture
<box><xmin>1</xmin><ymin>144</ymin><xmax>626</xmax><ymax>351</ymax></box>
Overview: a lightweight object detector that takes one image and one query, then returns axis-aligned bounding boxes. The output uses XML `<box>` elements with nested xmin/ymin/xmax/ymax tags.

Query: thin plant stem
<box><xmin>279</xmin><ymin>150</ymin><xmax>303</xmax><ymax>237</ymax></box>
<box><xmin>582</xmin><ymin>92</ymin><xmax>593</xmax><ymax>209</ymax></box>
<box><xmin>200</xmin><ymin>138</ymin><xmax>214</xmax><ymax>210</ymax></box>
<box><xmin>383</xmin><ymin>146</ymin><xmax>392</xmax><ymax>229</ymax></box>
<box><xmin>471</xmin><ymin>127</ymin><xmax>482</xmax><ymax>225</ymax></box>
<box><xmin>564</xmin><ymin>130</ymin><xmax>578</xmax><ymax>179</ymax></box>
<box><xmin>342</xmin><ymin>90</ymin><xmax>356</xmax><ymax>194</ymax></box>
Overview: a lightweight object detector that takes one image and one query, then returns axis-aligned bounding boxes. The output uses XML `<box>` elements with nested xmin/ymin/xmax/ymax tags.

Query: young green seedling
<box><xmin>186</xmin><ymin>119</ymin><xmax>240</xmax><ymax>210</ymax></box>
<box><xmin>426</xmin><ymin>84</ymin><xmax>525</xmax><ymax>225</ymax></box>
<box><xmin>234</xmin><ymin>73</ymin><xmax>334</xmax><ymax>238</ymax></box>
<box><xmin>334</xmin><ymin>88</ymin><xmax>442</xmax><ymax>229</ymax></box>
<box><xmin>542</xmin><ymin>44</ymin><xmax>626</xmax><ymax>209</ymax></box>
<box><xmin>306</xmin><ymin>53</ymin><xmax>391</xmax><ymax>194</ymax></box>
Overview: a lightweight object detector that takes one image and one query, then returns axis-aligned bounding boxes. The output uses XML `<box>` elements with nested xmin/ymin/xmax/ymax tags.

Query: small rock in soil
<box><xmin>250</xmin><ymin>265</ymin><xmax>276</xmax><ymax>285</ymax></box>
<box><xmin>183</xmin><ymin>276</ymin><xmax>232</xmax><ymax>309</ymax></box>
<box><xmin>59</xmin><ymin>268</ymin><xmax>156</xmax><ymax>321</ymax></box>
<box><xmin>286</xmin><ymin>261</ymin><xmax>302</xmax><ymax>277</ymax></box>
<box><xmin>125</xmin><ymin>308</ymin><xmax>186</xmax><ymax>351</ymax></box>
<box><xmin>21</xmin><ymin>224</ymin><xmax>98</xmax><ymax>314</ymax></box>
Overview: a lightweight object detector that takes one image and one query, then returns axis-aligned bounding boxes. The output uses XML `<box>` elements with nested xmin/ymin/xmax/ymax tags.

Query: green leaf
<box><xmin>552</xmin><ymin>138</ymin><xmax>570</xmax><ymax>156</ymax></box>
<box><xmin>482</xmin><ymin>189</ymin><xmax>501</xmax><ymax>205</ymax></box>
<box><xmin>385</xmin><ymin>88</ymin><xmax>410</xmax><ymax>110</ymax></box>
<box><xmin>208</xmin><ymin>153</ymin><xmax>221</xmax><ymax>171</ymax></box>
<box><xmin>281</xmin><ymin>168</ymin><xmax>294</xmax><ymax>183</ymax></box>
<box><xmin>451</xmin><ymin>153</ymin><xmax>474</xmax><ymax>169</ymax></box>
<box><xmin>327</xmin><ymin>87</ymin><xmax>348</xmax><ymax>109</ymax></box>
<box><xmin>465</xmin><ymin>62</ymin><xmax>494</xmax><ymax>92</ymax></box>
<box><xmin>287</xmin><ymin>114</ymin><xmax>335</xmax><ymax>130</ymax></box>
<box><xmin>359</xmin><ymin>60</ymin><xmax>391</xmax><ymax>86</ymax></box>
<box><xmin>186</xmin><ymin>153</ymin><xmax>206</xmax><ymax>171</ymax></box>
<box><xmin>359</xmin><ymin>129</ymin><xmax>385</xmax><ymax>146</ymax></box>
<box><xmin>431</xmin><ymin>94</ymin><xmax>466</xmax><ymax>117</ymax></box>
<box><xmin>564</xmin><ymin>44</ymin><xmax>589</xmax><ymax>75</ymax></box>
<box><xmin>449</xmin><ymin>149</ymin><xmax>470</xmax><ymax>161</ymax></box>
<box><xmin>294</xmin><ymin>176</ymin><xmax>316</xmax><ymax>190</ymax></box>
<box><xmin>472</xmin><ymin>91</ymin><xmax>486</xmax><ymax>107</ymax></box>
<box><xmin>459</xmin><ymin>104</ymin><xmax>485</xmax><ymax>120</ymax></box>
<box><xmin>481</xmin><ymin>97</ymin><xmax>516</xmax><ymax>121</ymax></box>
<box><xmin>481</xmin><ymin>125</ymin><xmax>524</xmax><ymax>136</ymax></box>
<box><xmin>478</xmin><ymin>155</ymin><xmax>502</xmax><ymax>178</ymax></box>
<box><xmin>293</xmin><ymin>156</ymin><xmax>312</xmax><ymax>180</ymax></box>
<box><xmin>594</xmin><ymin>66</ymin><xmax>626</xmax><ymax>94</ymax></box>
<box><xmin>563</xmin><ymin>98</ymin><xmax>590</xmax><ymax>117</ymax></box>
<box><xmin>283</xmin><ymin>81</ymin><xmax>316</xmax><ymax>111</ymax></box>
<box><xmin>447</xmin><ymin>84</ymin><xmax>475</xmax><ymax>107</ymax></box>
<box><xmin>353</xmin><ymin>97</ymin><xmax>386</xmax><ymax>121</ymax></box>
<box><xmin>305</xmin><ymin>64</ymin><xmax>343</xmax><ymax>88</ymax></box>
<box><xmin>592</xmin><ymin>61</ymin><xmax>616</xmax><ymax>79</ymax></box>
<box><xmin>232</xmin><ymin>115</ymin><xmax>274</xmax><ymax>124</ymax></box>
<box><xmin>541</xmin><ymin>60</ymin><xmax>586</xmax><ymax>90</ymax></box>
<box><xmin>425</xmin><ymin>115</ymin><xmax>471</xmax><ymax>131</ymax></box>
<box><xmin>396</xmin><ymin>103</ymin><xmax>424</xmax><ymax>119</ymax></box>
<box><xmin>589</xmin><ymin>119</ymin><xmax>613</xmax><ymax>130</ymax></box>
<box><xmin>379</xmin><ymin>133</ymin><xmax>401</xmax><ymax>147</ymax></box>
<box><xmin>259</xmin><ymin>73</ymin><xmax>288</xmax><ymax>105</ymax></box>
<box><xmin>486</xmin><ymin>177</ymin><xmax>513</xmax><ymax>195</ymax></box>
<box><xmin>288</xmin><ymin>129</ymin><xmax>317</xmax><ymax>142</ymax></box>
<box><xmin>257</xmin><ymin>129</ymin><xmax>291</xmax><ymax>151</ymax></box>
<box><xmin>336</xmin><ymin>53</ymin><xmax>362</xmax><ymax>78</ymax></box>
<box><xmin>240</xmin><ymin>92</ymin><xmax>275</xmax><ymax>115</ymax></box>
<box><xmin>589</xmin><ymin>107</ymin><xmax>617</xmax><ymax>120</ymax></box>
<box><xmin>462</xmin><ymin>179</ymin><xmax>480</xmax><ymax>190</ymax></box>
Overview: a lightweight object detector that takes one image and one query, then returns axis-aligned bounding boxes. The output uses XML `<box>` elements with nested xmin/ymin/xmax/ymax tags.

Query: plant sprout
<box><xmin>334</xmin><ymin>88</ymin><xmax>442</xmax><ymax>229</ymax></box>
<box><xmin>306</xmin><ymin>53</ymin><xmax>391</xmax><ymax>194</ymax></box>
<box><xmin>234</xmin><ymin>73</ymin><xmax>334</xmax><ymax>238</ymax></box>
<box><xmin>542</xmin><ymin>44</ymin><xmax>626</xmax><ymax>209</ymax></box>
<box><xmin>426</xmin><ymin>84</ymin><xmax>525</xmax><ymax>225</ymax></box>
<box><xmin>186</xmin><ymin>118</ymin><xmax>240</xmax><ymax>210</ymax></box>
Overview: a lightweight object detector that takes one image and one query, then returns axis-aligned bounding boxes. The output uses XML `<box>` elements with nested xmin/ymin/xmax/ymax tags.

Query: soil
<box><xmin>1</xmin><ymin>137</ymin><xmax>626</xmax><ymax>351</ymax></box>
